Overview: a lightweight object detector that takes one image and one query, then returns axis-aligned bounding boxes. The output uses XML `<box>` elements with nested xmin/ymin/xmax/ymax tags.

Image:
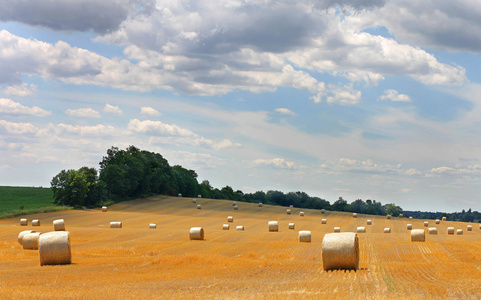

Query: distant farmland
<box><xmin>0</xmin><ymin>186</ymin><xmax>66</xmax><ymax>218</ymax></box>
<box><xmin>1</xmin><ymin>195</ymin><xmax>481</xmax><ymax>299</ymax></box>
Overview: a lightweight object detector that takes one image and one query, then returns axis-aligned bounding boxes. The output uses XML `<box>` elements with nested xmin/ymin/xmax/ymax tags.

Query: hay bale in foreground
<box><xmin>32</xmin><ymin>219</ymin><xmax>40</xmax><ymax>226</ymax></box>
<box><xmin>299</xmin><ymin>230</ymin><xmax>311</xmax><ymax>243</ymax></box>
<box><xmin>189</xmin><ymin>227</ymin><xmax>204</xmax><ymax>240</ymax></box>
<box><xmin>352</xmin><ymin>213</ymin><xmax>357</xmax><ymax>218</ymax></box>
<box><xmin>447</xmin><ymin>227</ymin><xmax>455</xmax><ymax>235</ymax></box>
<box><xmin>289</xmin><ymin>223</ymin><xmax>295</xmax><ymax>229</ymax></box>
<box><xmin>268</xmin><ymin>221</ymin><xmax>279</xmax><ymax>232</ymax></box>
<box><xmin>322</xmin><ymin>232</ymin><xmax>359</xmax><ymax>271</ymax></box>
<box><xmin>384</xmin><ymin>228</ymin><xmax>391</xmax><ymax>233</ymax></box>
<box><xmin>110</xmin><ymin>222</ymin><xmax>122</xmax><ymax>228</ymax></box>
<box><xmin>286</xmin><ymin>209</ymin><xmax>291</xmax><ymax>215</ymax></box>
<box><xmin>227</xmin><ymin>216</ymin><xmax>234</xmax><ymax>222</ymax></box>
<box><xmin>357</xmin><ymin>227</ymin><xmax>366</xmax><ymax>233</ymax></box>
<box><xmin>367</xmin><ymin>220</ymin><xmax>372</xmax><ymax>225</ymax></box>
<box><xmin>149</xmin><ymin>224</ymin><xmax>156</xmax><ymax>229</ymax></box>
<box><xmin>467</xmin><ymin>225</ymin><xmax>472</xmax><ymax>231</ymax></box>
<box><xmin>333</xmin><ymin>227</ymin><xmax>341</xmax><ymax>233</ymax></box>
<box><xmin>39</xmin><ymin>231</ymin><xmax>71</xmax><ymax>266</ymax></box>
<box><xmin>20</xmin><ymin>218</ymin><xmax>28</xmax><ymax>226</ymax></box>
<box><xmin>407</xmin><ymin>224</ymin><xmax>413</xmax><ymax>230</ymax></box>
<box><xmin>428</xmin><ymin>227</ymin><xmax>437</xmax><ymax>234</ymax></box>
<box><xmin>299</xmin><ymin>211</ymin><xmax>304</xmax><ymax>217</ymax></box>
<box><xmin>23</xmin><ymin>232</ymin><xmax>42</xmax><ymax>250</ymax></box>
<box><xmin>411</xmin><ymin>229</ymin><xmax>425</xmax><ymax>242</ymax></box>
<box><xmin>102</xmin><ymin>206</ymin><xmax>107</xmax><ymax>212</ymax></box>
<box><xmin>236</xmin><ymin>226</ymin><xmax>244</xmax><ymax>231</ymax></box>
<box><xmin>321</xmin><ymin>219</ymin><xmax>327</xmax><ymax>224</ymax></box>
<box><xmin>53</xmin><ymin>219</ymin><xmax>65</xmax><ymax>231</ymax></box>
<box><xmin>424</xmin><ymin>221</ymin><xmax>429</xmax><ymax>227</ymax></box>
<box><xmin>457</xmin><ymin>229</ymin><xmax>463</xmax><ymax>235</ymax></box>
<box><xmin>223</xmin><ymin>224</ymin><xmax>230</xmax><ymax>230</ymax></box>
<box><xmin>18</xmin><ymin>230</ymin><xmax>35</xmax><ymax>245</ymax></box>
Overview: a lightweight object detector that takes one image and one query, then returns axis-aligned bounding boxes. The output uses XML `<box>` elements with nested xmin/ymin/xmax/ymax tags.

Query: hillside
<box><xmin>1</xmin><ymin>195</ymin><xmax>481</xmax><ymax>299</ymax></box>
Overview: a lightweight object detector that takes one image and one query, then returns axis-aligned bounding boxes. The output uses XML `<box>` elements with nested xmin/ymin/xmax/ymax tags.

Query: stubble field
<box><xmin>1</xmin><ymin>195</ymin><xmax>481</xmax><ymax>299</ymax></box>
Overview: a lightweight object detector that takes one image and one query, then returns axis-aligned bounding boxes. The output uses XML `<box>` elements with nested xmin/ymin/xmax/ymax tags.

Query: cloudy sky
<box><xmin>1</xmin><ymin>0</ymin><xmax>480</xmax><ymax>212</ymax></box>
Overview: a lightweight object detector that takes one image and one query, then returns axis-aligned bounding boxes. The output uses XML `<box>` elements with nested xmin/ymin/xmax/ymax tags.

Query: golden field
<box><xmin>1</xmin><ymin>196</ymin><xmax>481</xmax><ymax>299</ymax></box>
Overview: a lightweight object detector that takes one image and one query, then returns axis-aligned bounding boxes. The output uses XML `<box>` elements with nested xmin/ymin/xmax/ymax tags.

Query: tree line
<box><xmin>50</xmin><ymin>145</ymin><xmax>480</xmax><ymax>222</ymax></box>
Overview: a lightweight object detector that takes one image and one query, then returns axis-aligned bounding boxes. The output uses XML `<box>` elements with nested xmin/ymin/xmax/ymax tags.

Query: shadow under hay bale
<box><xmin>39</xmin><ymin>231</ymin><xmax>71</xmax><ymax>266</ymax></box>
<box><xmin>322</xmin><ymin>232</ymin><xmax>359</xmax><ymax>271</ymax></box>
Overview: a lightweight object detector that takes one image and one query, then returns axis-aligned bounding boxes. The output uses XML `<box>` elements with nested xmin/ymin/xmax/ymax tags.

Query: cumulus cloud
<box><xmin>379</xmin><ymin>89</ymin><xmax>412</xmax><ymax>102</ymax></box>
<box><xmin>274</xmin><ymin>108</ymin><xmax>297</xmax><ymax>116</ymax></box>
<box><xmin>254</xmin><ymin>158</ymin><xmax>297</xmax><ymax>169</ymax></box>
<box><xmin>429</xmin><ymin>165</ymin><xmax>481</xmax><ymax>176</ymax></box>
<box><xmin>320</xmin><ymin>158</ymin><xmax>403</xmax><ymax>174</ymax></box>
<box><xmin>104</xmin><ymin>103</ymin><xmax>123</xmax><ymax>115</ymax></box>
<box><xmin>3</xmin><ymin>83</ymin><xmax>37</xmax><ymax>97</ymax></box>
<box><xmin>65</xmin><ymin>108</ymin><xmax>101</xmax><ymax>118</ymax></box>
<box><xmin>0</xmin><ymin>98</ymin><xmax>51</xmax><ymax>117</ymax></box>
<box><xmin>0</xmin><ymin>120</ymin><xmax>38</xmax><ymax>134</ymax></box>
<box><xmin>127</xmin><ymin>119</ymin><xmax>194</xmax><ymax>136</ymax></box>
<box><xmin>326</xmin><ymin>85</ymin><xmax>362</xmax><ymax>105</ymax></box>
<box><xmin>55</xmin><ymin>124</ymin><xmax>116</xmax><ymax>136</ymax></box>
<box><xmin>140</xmin><ymin>106</ymin><xmax>161</xmax><ymax>116</ymax></box>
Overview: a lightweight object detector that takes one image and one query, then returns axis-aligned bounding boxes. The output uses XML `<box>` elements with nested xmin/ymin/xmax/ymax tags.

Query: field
<box><xmin>0</xmin><ymin>186</ymin><xmax>66</xmax><ymax>218</ymax></box>
<box><xmin>1</xmin><ymin>195</ymin><xmax>481</xmax><ymax>299</ymax></box>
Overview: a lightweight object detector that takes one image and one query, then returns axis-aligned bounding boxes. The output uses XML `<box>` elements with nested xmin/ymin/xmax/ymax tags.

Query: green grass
<box><xmin>0</xmin><ymin>186</ymin><xmax>70</xmax><ymax>219</ymax></box>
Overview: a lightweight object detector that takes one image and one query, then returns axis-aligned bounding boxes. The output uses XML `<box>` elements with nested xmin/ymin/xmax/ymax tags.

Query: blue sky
<box><xmin>1</xmin><ymin>0</ymin><xmax>480</xmax><ymax>212</ymax></box>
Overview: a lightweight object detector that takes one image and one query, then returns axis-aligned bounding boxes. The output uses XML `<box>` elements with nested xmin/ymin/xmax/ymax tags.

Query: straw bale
<box><xmin>424</xmin><ymin>221</ymin><xmax>429</xmax><ymax>227</ymax></box>
<box><xmin>321</xmin><ymin>219</ymin><xmax>327</xmax><ymax>224</ymax></box>
<box><xmin>53</xmin><ymin>219</ymin><xmax>65</xmax><ymax>231</ymax></box>
<box><xmin>447</xmin><ymin>227</ymin><xmax>455</xmax><ymax>235</ymax></box>
<box><xmin>411</xmin><ymin>229</ymin><xmax>425</xmax><ymax>242</ymax></box>
<box><xmin>286</xmin><ymin>209</ymin><xmax>291</xmax><ymax>215</ymax></box>
<box><xmin>442</xmin><ymin>217</ymin><xmax>447</xmax><ymax>221</ymax></box>
<box><xmin>32</xmin><ymin>219</ymin><xmax>40</xmax><ymax>226</ymax></box>
<box><xmin>386</xmin><ymin>215</ymin><xmax>391</xmax><ymax>219</ymax></box>
<box><xmin>223</xmin><ymin>224</ymin><xmax>230</xmax><ymax>230</ymax></box>
<box><xmin>322</xmin><ymin>232</ymin><xmax>359</xmax><ymax>271</ymax></box>
<box><xmin>457</xmin><ymin>229</ymin><xmax>463</xmax><ymax>235</ymax></box>
<box><xmin>233</xmin><ymin>205</ymin><xmax>238</xmax><ymax>210</ymax></box>
<box><xmin>288</xmin><ymin>223</ymin><xmax>295</xmax><ymax>229</ymax></box>
<box><xmin>333</xmin><ymin>227</ymin><xmax>341</xmax><ymax>233</ymax></box>
<box><xmin>409</xmin><ymin>216</ymin><xmax>413</xmax><ymax>219</ymax></box>
<box><xmin>290</xmin><ymin>205</ymin><xmax>294</xmax><ymax>208</ymax></box>
<box><xmin>321</xmin><ymin>209</ymin><xmax>325</xmax><ymax>214</ymax></box>
<box><xmin>110</xmin><ymin>221</ymin><xmax>122</xmax><ymax>228</ymax></box>
<box><xmin>39</xmin><ymin>231</ymin><xmax>71</xmax><ymax>266</ymax></box>
<box><xmin>357</xmin><ymin>227</ymin><xmax>366</xmax><ymax>233</ymax></box>
<box><xmin>236</xmin><ymin>226</ymin><xmax>244</xmax><ymax>231</ymax></box>
<box><xmin>299</xmin><ymin>230</ymin><xmax>311</xmax><ymax>243</ymax></box>
<box><xmin>428</xmin><ymin>227</ymin><xmax>437</xmax><ymax>234</ymax></box>
<box><xmin>20</xmin><ymin>218</ymin><xmax>28</xmax><ymax>226</ymax></box>
<box><xmin>232</xmin><ymin>201</ymin><xmax>237</xmax><ymax>206</ymax></box>
<box><xmin>197</xmin><ymin>195</ymin><xmax>202</xmax><ymax>198</ymax></box>
<box><xmin>384</xmin><ymin>228</ymin><xmax>391</xmax><ymax>233</ymax></box>
<box><xmin>23</xmin><ymin>232</ymin><xmax>42</xmax><ymax>250</ymax></box>
<box><xmin>18</xmin><ymin>230</ymin><xmax>35</xmax><ymax>245</ymax></box>
<box><xmin>467</xmin><ymin>225</ymin><xmax>472</xmax><ymax>231</ymax></box>
<box><xmin>406</xmin><ymin>224</ymin><xmax>412</xmax><ymax>230</ymax></box>
<box><xmin>102</xmin><ymin>206</ymin><xmax>107</xmax><ymax>212</ymax></box>
<box><xmin>149</xmin><ymin>224</ymin><xmax>156</xmax><ymax>229</ymax></box>
<box><xmin>352</xmin><ymin>213</ymin><xmax>357</xmax><ymax>218</ymax></box>
<box><xmin>189</xmin><ymin>227</ymin><xmax>204</xmax><ymax>240</ymax></box>
<box><xmin>178</xmin><ymin>193</ymin><xmax>182</xmax><ymax>197</ymax></box>
<box><xmin>227</xmin><ymin>216</ymin><xmax>234</xmax><ymax>222</ymax></box>
<box><xmin>399</xmin><ymin>214</ymin><xmax>403</xmax><ymax>218</ymax></box>
<box><xmin>435</xmin><ymin>219</ymin><xmax>440</xmax><ymax>224</ymax></box>
<box><xmin>258</xmin><ymin>203</ymin><xmax>263</xmax><ymax>207</ymax></box>
<box><xmin>268</xmin><ymin>221</ymin><xmax>279</xmax><ymax>232</ymax></box>
<box><xmin>197</xmin><ymin>204</ymin><xmax>201</xmax><ymax>209</ymax></box>
<box><xmin>192</xmin><ymin>199</ymin><xmax>197</xmax><ymax>203</ymax></box>
<box><xmin>367</xmin><ymin>220</ymin><xmax>372</xmax><ymax>225</ymax></box>
<box><xmin>299</xmin><ymin>211</ymin><xmax>304</xmax><ymax>217</ymax></box>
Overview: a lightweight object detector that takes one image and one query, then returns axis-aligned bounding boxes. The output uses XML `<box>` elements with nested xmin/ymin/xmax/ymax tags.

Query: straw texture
<box><xmin>110</xmin><ymin>221</ymin><xmax>122</xmax><ymax>228</ymax></box>
<box><xmin>39</xmin><ymin>231</ymin><xmax>71</xmax><ymax>266</ymax></box>
<box><xmin>53</xmin><ymin>219</ymin><xmax>65</xmax><ymax>231</ymax></box>
<box><xmin>236</xmin><ymin>226</ymin><xmax>244</xmax><ymax>231</ymax></box>
<box><xmin>23</xmin><ymin>232</ymin><xmax>42</xmax><ymax>250</ymax></box>
<box><xmin>384</xmin><ymin>228</ymin><xmax>391</xmax><ymax>233</ymax></box>
<box><xmin>411</xmin><ymin>229</ymin><xmax>425</xmax><ymax>242</ymax></box>
<box><xmin>32</xmin><ymin>219</ymin><xmax>40</xmax><ymax>226</ymax></box>
<box><xmin>18</xmin><ymin>230</ymin><xmax>34</xmax><ymax>245</ymax></box>
<box><xmin>428</xmin><ymin>227</ymin><xmax>437</xmax><ymax>234</ymax></box>
<box><xmin>447</xmin><ymin>227</ymin><xmax>455</xmax><ymax>234</ymax></box>
<box><xmin>268</xmin><ymin>221</ymin><xmax>279</xmax><ymax>232</ymax></box>
<box><xmin>288</xmin><ymin>223</ymin><xmax>295</xmax><ymax>229</ymax></box>
<box><xmin>333</xmin><ymin>227</ymin><xmax>341</xmax><ymax>233</ymax></box>
<box><xmin>322</xmin><ymin>232</ymin><xmax>359</xmax><ymax>271</ymax></box>
<box><xmin>223</xmin><ymin>224</ymin><xmax>230</xmax><ymax>230</ymax></box>
<box><xmin>20</xmin><ymin>218</ymin><xmax>28</xmax><ymax>226</ymax></box>
<box><xmin>298</xmin><ymin>230</ymin><xmax>311</xmax><ymax>243</ymax></box>
<box><xmin>357</xmin><ymin>227</ymin><xmax>366</xmax><ymax>233</ymax></box>
<box><xmin>189</xmin><ymin>227</ymin><xmax>204</xmax><ymax>240</ymax></box>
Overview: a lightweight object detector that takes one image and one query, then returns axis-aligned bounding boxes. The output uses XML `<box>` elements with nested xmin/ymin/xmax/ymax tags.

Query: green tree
<box><xmin>51</xmin><ymin>167</ymin><xmax>103</xmax><ymax>207</ymax></box>
<box><xmin>384</xmin><ymin>203</ymin><xmax>401</xmax><ymax>217</ymax></box>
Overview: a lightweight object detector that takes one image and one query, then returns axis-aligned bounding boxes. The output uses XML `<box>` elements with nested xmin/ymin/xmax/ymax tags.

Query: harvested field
<box><xmin>1</xmin><ymin>195</ymin><xmax>481</xmax><ymax>299</ymax></box>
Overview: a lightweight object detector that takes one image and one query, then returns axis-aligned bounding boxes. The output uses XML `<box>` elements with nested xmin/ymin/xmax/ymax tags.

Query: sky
<box><xmin>0</xmin><ymin>0</ymin><xmax>480</xmax><ymax>212</ymax></box>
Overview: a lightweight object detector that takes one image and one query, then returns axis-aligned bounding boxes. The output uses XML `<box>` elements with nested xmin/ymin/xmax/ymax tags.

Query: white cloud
<box><xmin>3</xmin><ymin>83</ymin><xmax>37</xmax><ymax>97</ymax></box>
<box><xmin>65</xmin><ymin>108</ymin><xmax>101</xmax><ymax>118</ymax></box>
<box><xmin>326</xmin><ymin>85</ymin><xmax>362</xmax><ymax>105</ymax></box>
<box><xmin>56</xmin><ymin>124</ymin><xmax>116</xmax><ymax>136</ymax></box>
<box><xmin>127</xmin><ymin>119</ymin><xmax>194</xmax><ymax>136</ymax></box>
<box><xmin>140</xmin><ymin>106</ymin><xmax>161</xmax><ymax>116</ymax></box>
<box><xmin>254</xmin><ymin>158</ymin><xmax>297</xmax><ymax>169</ymax></box>
<box><xmin>379</xmin><ymin>89</ymin><xmax>412</xmax><ymax>102</ymax></box>
<box><xmin>0</xmin><ymin>120</ymin><xmax>38</xmax><ymax>134</ymax></box>
<box><xmin>0</xmin><ymin>98</ymin><xmax>51</xmax><ymax>117</ymax></box>
<box><xmin>429</xmin><ymin>165</ymin><xmax>481</xmax><ymax>176</ymax></box>
<box><xmin>320</xmin><ymin>158</ymin><xmax>403</xmax><ymax>174</ymax></box>
<box><xmin>103</xmin><ymin>103</ymin><xmax>122</xmax><ymax>115</ymax></box>
<box><xmin>274</xmin><ymin>108</ymin><xmax>297</xmax><ymax>116</ymax></box>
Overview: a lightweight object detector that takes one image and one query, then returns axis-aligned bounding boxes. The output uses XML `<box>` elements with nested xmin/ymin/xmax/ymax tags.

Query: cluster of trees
<box><xmin>50</xmin><ymin>146</ymin><xmax>479</xmax><ymax>222</ymax></box>
<box><xmin>404</xmin><ymin>209</ymin><xmax>481</xmax><ymax>222</ymax></box>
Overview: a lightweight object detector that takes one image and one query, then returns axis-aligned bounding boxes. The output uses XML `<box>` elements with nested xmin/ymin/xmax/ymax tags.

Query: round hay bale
<box><xmin>321</xmin><ymin>209</ymin><xmax>326</xmax><ymax>214</ymax></box>
<box><xmin>18</xmin><ymin>230</ymin><xmax>35</xmax><ymax>245</ymax></box>
<box><xmin>386</xmin><ymin>215</ymin><xmax>391</xmax><ymax>219</ymax></box>
<box><xmin>236</xmin><ymin>226</ymin><xmax>244</xmax><ymax>231</ymax></box>
<box><xmin>196</xmin><ymin>204</ymin><xmax>201</xmax><ymax>209</ymax></box>
<box><xmin>442</xmin><ymin>216</ymin><xmax>447</xmax><ymax>221</ymax></box>
<box><xmin>321</xmin><ymin>219</ymin><xmax>327</xmax><ymax>224</ymax></box>
<box><xmin>20</xmin><ymin>218</ymin><xmax>28</xmax><ymax>226</ymax></box>
<box><xmin>457</xmin><ymin>229</ymin><xmax>463</xmax><ymax>235</ymax></box>
<box><xmin>149</xmin><ymin>223</ymin><xmax>156</xmax><ymax>229</ymax></box>
<box><xmin>409</xmin><ymin>216</ymin><xmax>413</xmax><ymax>219</ymax></box>
<box><xmin>53</xmin><ymin>219</ymin><xmax>65</xmax><ymax>231</ymax></box>
<box><xmin>232</xmin><ymin>201</ymin><xmax>237</xmax><ymax>206</ymax></box>
<box><xmin>411</xmin><ymin>229</ymin><xmax>425</xmax><ymax>242</ymax></box>
<box><xmin>424</xmin><ymin>221</ymin><xmax>429</xmax><ymax>227</ymax></box>
<box><xmin>299</xmin><ymin>211</ymin><xmax>304</xmax><ymax>217</ymax></box>
<box><xmin>352</xmin><ymin>213</ymin><xmax>357</xmax><ymax>218</ymax></box>
<box><xmin>479</xmin><ymin>224</ymin><xmax>481</xmax><ymax>230</ymax></box>
<box><xmin>428</xmin><ymin>227</ymin><xmax>437</xmax><ymax>235</ymax></box>
<box><xmin>233</xmin><ymin>205</ymin><xmax>238</xmax><ymax>210</ymax></box>
<box><xmin>268</xmin><ymin>221</ymin><xmax>279</xmax><ymax>232</ymax></box>
<box><xmin>367</xmin><ymin>220</ymin><xmax>372</xmax><ymax>225</ymax></box>
<box><xmin>357</xmin><ymin>227</ymin><xmax>366</xmax><ymax>233</ymax></box>
<box><xmin>178</xmin><ymin>193</ymin><xmax>182</xmax><ymax>197</ymax></box>
<box><xmin>333</xmin><ymin>227</ymin><xmax>341</xmax><ymax>233</ymax></box>
<box><xmin>39</xmin><ymin>231</ymin><xmax>71</xmax><ymax>266</ymax></box>
<box><xmin>189</xmin><ymin>227</ymin><xmax>204</xmax><ymax>240</ymax></box>
<box><xmin>384</xmin><ymin>228</ymin><xmax>391</xmax><ymax>233</ymax></box>
<box><xmin>23</xmin><ymin>232</ymin><xmax>42</xmax><ymax>250</ymax></box>
<box><xmin>406</xmin><ymin>224</ymin><xmax>412</xmax><ymax>230</ymax></box>
<box><xmin>286</xmin><ymin>209</ymin><xmax>291</xmax><ymax>215</ymax></box>
<box><xmin>32</xmin><ymin>219</ymin><xmax>40</xmax><ymax>226</ymax></box>
<box><xmin>299</xmin><ymin>230</ymin><xmax>311</xmax><ymax>243</ymax></box>
<box><xmin>197</xmin><ymin>194</ymin><xmax>202</xmax><ymax>198</ymax></box>
<box><xmin>192</xmin><ymin>199</ymin><xmax>197</xmax><ymax>203</ymax></box>
<box><xmin>289</xmin><ymin>205</ymin><xmax>294</xmax><ymax>208</ymax></box>
<box><xmin>223</xmin><ymin>224</ymin><xmax>230</xmax><ymax>230</ymax></box>
<box><xmin>435</xmin><ymin>219</ymin><xmax>440</xmax><ymax>224</ymax></box>
<box><xmin>288</xmin><ymin>223</ymin><xmax>295</xmax><ymax>229</ymax></box>
<box><xmin>258</xmin><ymin>202</ymin><xmax>263</xmax><ymax>207</ymax></box>
<box><xmin>102</xmin><ymin>206</ymin><xmax>107</xmax><ymax>212</ymax></box>
<box><xmin>322</xmin><ymin>232</ymin><xmax>359</xmax><ymax>271</ymax></box>
<box><xmin>110</xmin><ymin>221</ymin><xmax>122</xmax><ymax>228</ymax></box>
<box><xmin>227</xmin><ymin>216</ymin><xmax>234</xmax><ymax>222</ymax></box>
<box><xmin>399</xmin><ymin>214</ymin><xmax>404</xmax><ymax>218</ymax></box>
<box><xmin>447</xmin><ymin>227</ymin><xmax>455</xmax><ymax>235</ymax></box>
<box><xmin>467</xmin><ymin>225</ymin><xmax>472</xmax><ymax>231</ymax></box>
